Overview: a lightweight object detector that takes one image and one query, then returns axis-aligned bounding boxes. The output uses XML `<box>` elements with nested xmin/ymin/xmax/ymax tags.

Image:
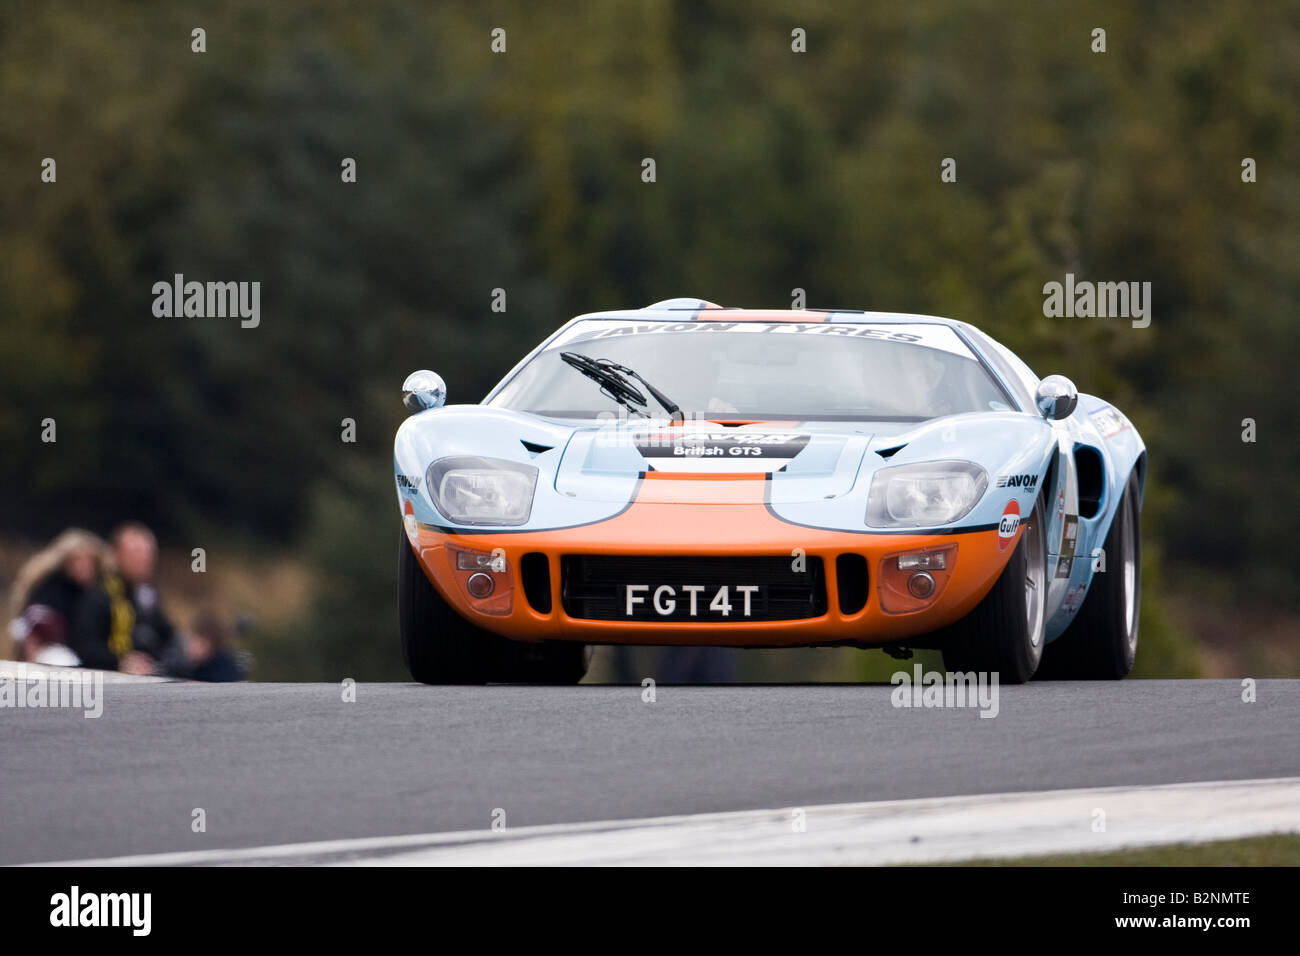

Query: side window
<box><xmin>959</xmin><ymin>325</ymin><xmax>1038</xmax><ymax>410</ymax></box>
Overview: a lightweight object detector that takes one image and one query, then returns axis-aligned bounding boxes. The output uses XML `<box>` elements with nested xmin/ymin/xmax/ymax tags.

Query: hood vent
<box><xmin>520</xmin><ymin>440</ymin><xmax>554</xmax><ymax>458</ymax></box>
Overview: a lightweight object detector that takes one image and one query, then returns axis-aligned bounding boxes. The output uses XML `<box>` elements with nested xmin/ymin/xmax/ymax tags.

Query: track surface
<box><xmin>2</xmin><ymin>680</ymin><xmax>1297</xmax><ymax>865</ymax></box>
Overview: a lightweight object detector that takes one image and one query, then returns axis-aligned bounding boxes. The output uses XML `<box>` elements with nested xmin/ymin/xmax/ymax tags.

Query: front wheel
<box><xmin>399</xmin><ymin>531</ymin><xmax>492</xmax><ymax>683</ymax></box>
<box><xmin>939</xmin><ymin>493</ymin><xmax>1048</xmax><ymax>683</ymax></box>
<box><xmin>1035</xmin><ymin>473</ymin><xmax>1141</xmax><ymax>679</ymax></box>
<box><xmin>399</xmin><ymin>531</ymin><xmax>590</xmax><ymax>684</ymax></box>
<box><xmin>494</xmin><ymin>641</ymin><xmax>592</xmax><ymax>685</ymax></box>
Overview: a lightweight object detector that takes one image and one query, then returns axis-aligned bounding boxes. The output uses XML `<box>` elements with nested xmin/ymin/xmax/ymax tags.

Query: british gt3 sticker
<box><xmin>634</xmin><ymin>431</ymin><xmax>810</xmax><ymax>473</ymax></box>
<box><xmin>998</xmin><ymin>500</ymin><xmax>1020</xmax><ymax>551</ymax></box>
<box><xmin>635</xmin><ymin>432</ymin><xmax>810</xmax><ymax>458</ymax></box>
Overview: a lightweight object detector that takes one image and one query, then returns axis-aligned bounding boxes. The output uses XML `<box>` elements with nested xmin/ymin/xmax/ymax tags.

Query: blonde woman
<box><xmin>4</xmin><ymin>529</ymin><xmax>107</xmax><ymax>661</ymax></box>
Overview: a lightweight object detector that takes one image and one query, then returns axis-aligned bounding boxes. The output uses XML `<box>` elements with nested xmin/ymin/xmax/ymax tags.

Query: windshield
<box><xmin>488</xmin><ymin>320</ymin><xmax>1014</xmax><ymax>421</ymax></box>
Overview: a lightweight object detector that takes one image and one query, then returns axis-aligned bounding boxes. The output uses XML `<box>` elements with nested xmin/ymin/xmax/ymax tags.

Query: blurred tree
<box><xmin>3</xmin><ymin>0</ymin><xmax>1297</xmax><ymax>678</ymax></box>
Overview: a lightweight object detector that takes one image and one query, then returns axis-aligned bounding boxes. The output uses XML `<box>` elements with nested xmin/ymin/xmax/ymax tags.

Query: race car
<box><xmin>394</xmin><ymin>299</ymin><xmax>1145</xmax><ymax>685</ymax></box>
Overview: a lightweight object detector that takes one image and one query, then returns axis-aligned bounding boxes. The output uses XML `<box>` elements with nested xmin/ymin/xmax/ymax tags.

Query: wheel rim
<box><xmin>1121</xmin><ymin>498</ymin><xmax>1138</xmax><ymax>648</ymax></box>
<box><xmin>1023</xmin><ymin>505</ymin><xmax>1046</xmax><ymax>649</ymax></box>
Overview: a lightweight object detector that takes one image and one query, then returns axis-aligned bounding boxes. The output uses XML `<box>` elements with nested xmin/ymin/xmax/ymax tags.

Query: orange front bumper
<box><xmin>407</xmin><ymin>474</ymin><xmax>1016</xmax><ymax>646</ymax></box>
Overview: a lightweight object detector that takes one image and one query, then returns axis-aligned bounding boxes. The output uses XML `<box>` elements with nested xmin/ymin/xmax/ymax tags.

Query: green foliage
<box><xmin>3</xmin><ymin>1</ymin><xmax>1295</xmax><ymax>677</ymax></box>
<box><xmin>1130</xmin><ymin>545</ymin><xmax>1203</xmax><ymax>678</ymax></box>
<box><xmin>263</xmin><ymin>455</ymin><xmax>407</xmax><ymax>681</ymax></box>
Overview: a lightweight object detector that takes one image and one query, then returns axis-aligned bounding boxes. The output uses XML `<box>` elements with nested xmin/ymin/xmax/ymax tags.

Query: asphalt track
<box><xmin>2</xmin><ymin>679</ymin><xmax>1298</xmax><ymax>865</ymax></box>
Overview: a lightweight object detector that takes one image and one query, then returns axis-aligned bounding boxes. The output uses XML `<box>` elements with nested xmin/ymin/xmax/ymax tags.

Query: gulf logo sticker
<box><xmin>998</xmin><ymin>500</ymin><xmax>1021</xmax><ymax>551</ymax></box>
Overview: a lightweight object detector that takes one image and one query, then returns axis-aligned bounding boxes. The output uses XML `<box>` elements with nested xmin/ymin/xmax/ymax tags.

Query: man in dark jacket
<box><xmin>71</xmin><ymin>523</ymin><xmax>178</xmax><ymax>675</ymax></box>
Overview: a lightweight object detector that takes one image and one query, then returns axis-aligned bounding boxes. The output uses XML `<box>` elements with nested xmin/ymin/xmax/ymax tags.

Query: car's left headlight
<box><xmin>866</xmin><ymin>461</ymin><xmax>988</xmax><ymax>528</ymax></box>
<box><xmin>427</xmin><ymin>456</ymin><xmax>538</xmax><ymax>526</ymax></box>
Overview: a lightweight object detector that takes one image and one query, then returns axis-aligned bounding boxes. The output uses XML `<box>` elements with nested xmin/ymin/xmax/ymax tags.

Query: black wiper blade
<box><xmin>559</xmin><ymin>351</ymin><xmax>650</xmax><ymax>418</ymax></box>
<box><xmin>559</xmin><ymin>351</ymin><xmax>684</xmax><ymax>422</ymax></box>
<box><xmin>603</xmin><ymin>359</ymin><xmax>685</xmax><ymax>422</ymax></box>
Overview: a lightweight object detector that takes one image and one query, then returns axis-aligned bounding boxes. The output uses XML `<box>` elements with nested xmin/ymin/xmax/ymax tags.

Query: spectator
<box><xmin>5</xmin><ymin>528</ymin><xmax>108</xmax><ymax>663</ymax></box>
<box><xmin>181</xmin><ymin>611</ymin><xmax>245</xmax><ymax>682</ymax></box>
<box><xmin>18</xmin><ymin>605</ymin><xmax>81</xmax><ymax>667</ymax></box>
<box><xmin>71</xmin><ymin>522</ymin><xmax>179</xmax><ymax>675</ymax></box>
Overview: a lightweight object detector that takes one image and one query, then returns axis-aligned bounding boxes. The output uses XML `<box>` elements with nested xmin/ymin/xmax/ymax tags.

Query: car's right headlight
<box><xmin>865</xmin><ymin>461</ymin><xmax>988</xmax><ymax>528</ymax></box>
<box><xmin>427</xmin><ymin>456</ymin><xmax>538</xmax><ymax>526</ymax></box>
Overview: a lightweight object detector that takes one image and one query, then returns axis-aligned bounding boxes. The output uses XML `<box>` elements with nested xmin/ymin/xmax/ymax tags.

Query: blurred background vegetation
<box><xmin>2</xmin><ymin>1</ymin><xmax>1296</xmax><ymax>680</ymax></box>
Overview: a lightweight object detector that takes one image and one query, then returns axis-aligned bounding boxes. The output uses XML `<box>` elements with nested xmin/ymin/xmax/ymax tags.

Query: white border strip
<box><xmin>0</xmin><ymin>661</ymin><xmax>171</xmax><ymax>683</ymax></box>
<box><xmin>23</xmin><ymin>777</ymin><xmax>1300</xmax><ymax>867</ymax></box>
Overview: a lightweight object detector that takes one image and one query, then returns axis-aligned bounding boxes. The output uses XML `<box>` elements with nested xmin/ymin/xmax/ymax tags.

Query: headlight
<box><xmin>866</xmin><ymin>461</ymin><xmax>988</xmax><ymax>528</ymax></box>
<box><xmin>426</xmin><ymin>456</ymin><xmax>538</xmax><ymax>526</ymax></box>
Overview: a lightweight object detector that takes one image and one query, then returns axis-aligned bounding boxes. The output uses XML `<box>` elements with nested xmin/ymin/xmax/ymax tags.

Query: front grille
<box><xmin>561</xmin><ymin>555</ymin><xmax>827</xmax><ymax>622</ymax></box>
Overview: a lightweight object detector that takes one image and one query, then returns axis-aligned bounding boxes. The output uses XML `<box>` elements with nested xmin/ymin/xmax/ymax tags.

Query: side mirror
<box><xmin>1035</xmin><ymin>374</ymin><xmax>1078</xmax><ymax>421</ymax></box>
<box><xmin>402</xmin><ymin>370</ymin><xmax>447</xmax><ymax>414</ymax></box>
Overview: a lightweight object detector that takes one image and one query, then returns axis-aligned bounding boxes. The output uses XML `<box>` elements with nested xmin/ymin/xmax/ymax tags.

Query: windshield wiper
<box><xmin>559</xmin><ymin>351</ymin><xmax>684</xmax><ymax>422</ymax></box>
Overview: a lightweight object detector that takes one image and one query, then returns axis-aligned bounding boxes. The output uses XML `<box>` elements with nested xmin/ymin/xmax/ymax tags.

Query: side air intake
<box><xmin>520</xmin><ymin>553</ymin><xmax>552</xmax><ymax>613</ymax></box>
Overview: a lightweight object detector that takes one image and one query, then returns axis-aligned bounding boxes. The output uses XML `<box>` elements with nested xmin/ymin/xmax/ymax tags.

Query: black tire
<box><xmin>494</xmin><ymin>640</ymin><xmax>592</xmax><ymax>685</ymax></box>
<box><xmin>399</xmin><ymin>531</ymin><xmax>492</xmax><ymax>683</ymax></box>
<box><xmin>1035</xmin><ymin>473</ymin><xmax>1141</xmax><ymax>680</ymax></box>
<box><xmin>939</xmin><ymin>493</ymin><xmax>1048</xmax><ymax>684</ymax></box>
<box><xmin>399</xmin><ymin>531</ymin><xmax>590</xmax><ymax>685</ymax></box>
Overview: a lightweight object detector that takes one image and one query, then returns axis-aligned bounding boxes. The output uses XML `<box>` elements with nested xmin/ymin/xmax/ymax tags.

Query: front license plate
<box><xmin>623</xmin><ymin>583</ymin><xmax>763</xmax><ymax>618</ymax></box>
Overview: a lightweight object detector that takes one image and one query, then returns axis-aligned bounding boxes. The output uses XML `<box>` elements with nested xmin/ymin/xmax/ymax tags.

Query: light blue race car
<box><xmin>394</xmin><ymin>299</ymin><xmax>1145</xmax><ymax>684</ymax></box>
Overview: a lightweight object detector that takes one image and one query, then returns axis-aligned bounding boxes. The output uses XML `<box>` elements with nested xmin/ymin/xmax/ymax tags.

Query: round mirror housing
<box><xmin>1035</xmin><ymin>374</ymin><xmax>1078</xmax><ymax>421</ymax></box>
<box><xmin>402</xmin><ymin>370</ymin><xmax>446</xmax><ymax>414</ymax></box>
